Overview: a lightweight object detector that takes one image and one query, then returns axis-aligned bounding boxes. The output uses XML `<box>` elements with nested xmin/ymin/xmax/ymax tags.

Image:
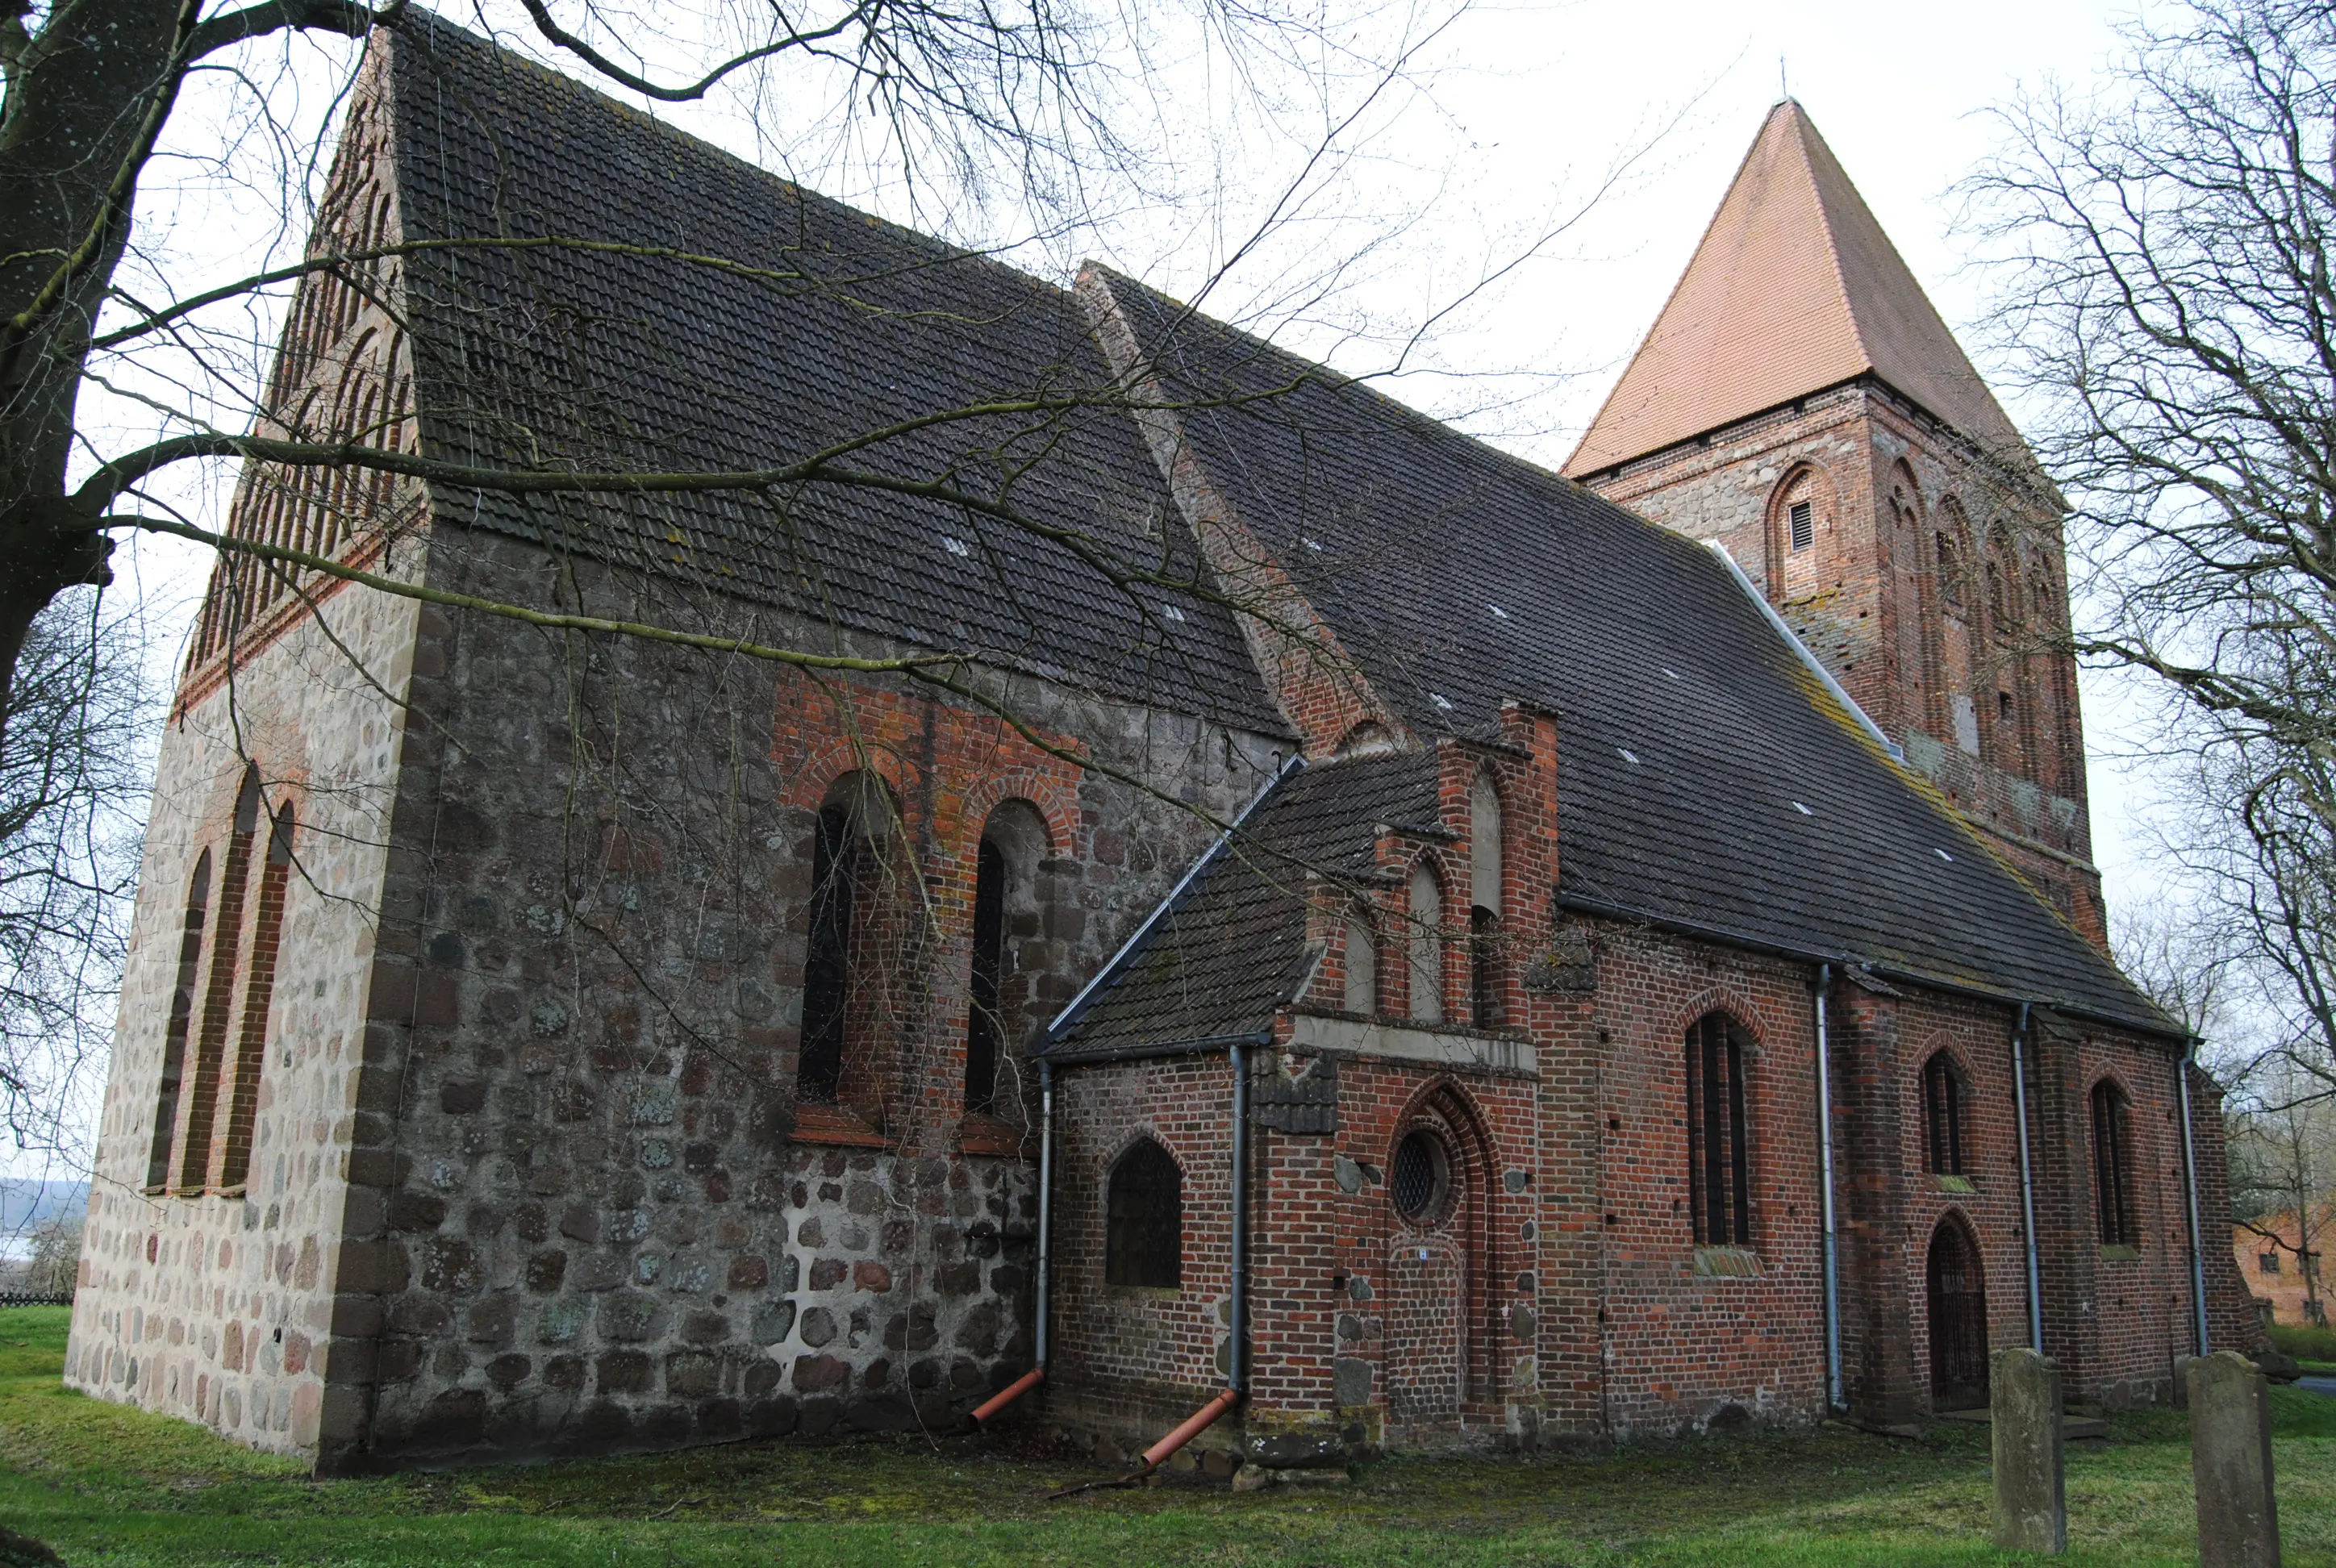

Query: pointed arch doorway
<box><xmin>1927</xmin><ymin>1216</ymin><xmax>1989</xmax><ymax>1411</ymax></box>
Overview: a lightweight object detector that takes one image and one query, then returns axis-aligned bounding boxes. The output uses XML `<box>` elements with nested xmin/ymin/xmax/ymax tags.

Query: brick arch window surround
<box><xmin>1936</xmin><ymin>530</ymin><xmax>1967</xmax><ymax>611</ymax></box>
<box><xmin>174</xmin><ymin>768</ymin><xmax>263</xmax><ymax>1195</ymax></box>
<box><xmin>1407</xmin><ymin>861</ymin><xmax>1445</xmax><ymax>1025</ymax></box>
<box><xmin>798</xmin><ymin>773</ymin><xmax>888</xmax><ymax>1107</ymax></box>
<box><xmin>965</xmin><ymin>798</ymin><xmax>1048</xmax><ymax>1119</ymax></box>
<box><xmin>1888</xmin><ymin>464</ymin><xmax>1925</xmax><ymax>531</ymax></box>
<box><xmin>2091</xmin><ymin>1078</ymin><xmax>2139</xmax><ymax>1247</ymax></box>
<box><xmin>1767</xmin><ymin>465</ymin><xmax>1832</xmax><ymax>597</ymax></box>
<box><xmin>1685</xmin><ymin>1011</ymin><xmax>1754</xmax><ymax>1246</ymax></box>
<box><xmin>144</xmin><ymin>850</ymin><xmax>213</xmax><ymax>1192</ymax></box>
<box><xmin>1469</xmin><ymin>770</ymin><xmax>1503</xmax><ymax>1029</ymax></box>
<box><xmin>1105</xmin><ymin>1138</ymin><xmax>1182</xmax><ymax>1287</ymax></box>
<box><xmin>1984</xmin><ymin>525</ymin><xmax>2020</xmax><ymax>638</ymax></box>
<box><xmin>217</xmin><ymin>802</ymin><xmax>296</xmax><ymax>1192</ymax></box>
<box><xmin>1921</xmin><ymin>1049</ymin><xmax>1971</xmax><ymax>1177</ymax></box>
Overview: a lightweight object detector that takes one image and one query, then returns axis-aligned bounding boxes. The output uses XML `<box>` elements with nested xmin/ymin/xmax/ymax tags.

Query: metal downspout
<box><xmin>1038</xmin><ymin>1061</ymin><xmax>1056</xmax><ymax>1369</ymax></box>
<box><xmin>1814</xmin><ymin>963</ymin><xmax>1843</xmax><ymax>1411</ymax></box>
<box><xmin>2176</xmin><ymin>1045</ymin><xmax>2209</xmax><ymax>1355</ymax></box>
<box><xmin>2011</xmin><ymin>1002</ymin><xmax>2045</xmax><ymax>1353</ymax></box>
<box><xmin>1228</xmin><ymin>1040</ymin><xmax>1250</xmax><ymax>1395</ymax></box>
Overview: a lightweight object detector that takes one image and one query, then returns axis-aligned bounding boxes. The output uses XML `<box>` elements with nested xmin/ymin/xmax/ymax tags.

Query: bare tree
<box><xmin>2225</xmin><ymin>1057</ymin><xmax>2334</xmax><ymax>1324</ymax></box>
<box><xmin>0</xmin><ymin>0</ymin><xmax>1587</xmax><ymax>1186</ymax></box>
<box><xmin>1968</xmin><ymin>0</ymin><xmax>2336</xmax><ymax>1099</ymax></box>
<box><xmin>1967</xmin><ymin>0</ymin><xmax>2336</xmax><ymax>840</ymax></box>
<box><xmin>2112</xmin><ymin>895</ymin><xmax>2237</xmax><ymax>1040</ymax></box>
<box><xmin>0</xmin><ymin>0</ymin><xmax>1466</xmax><ymax>744</ymax></box>
<box><xmin>0</xmin><ymin>590</ymin><xmax>156</xmax><ymax>1169</ymax></box>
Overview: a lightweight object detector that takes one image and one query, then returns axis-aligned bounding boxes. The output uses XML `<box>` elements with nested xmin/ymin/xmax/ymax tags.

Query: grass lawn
<box><xmin>3</xmin><ymin>1307</ymin><xmax>2330</xmax><ymax>1566</ymax></box>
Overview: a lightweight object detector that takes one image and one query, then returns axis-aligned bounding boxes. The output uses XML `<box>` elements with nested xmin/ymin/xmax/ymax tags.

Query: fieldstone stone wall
<box><xmin>333</xmin><ymin>526</ymin><xmax>1289</xmax><ymax>1466</ymax></box>
<box><xmin>66</xmin><ymin>553</ymin><xmax>425</xmax><ymax>1457</ymax></box>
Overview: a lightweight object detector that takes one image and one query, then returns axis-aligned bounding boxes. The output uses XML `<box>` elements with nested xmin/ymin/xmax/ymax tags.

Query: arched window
<box><xmin>799</xmin><ymin>779</ymin><xmax>882</xmax><ymax>1105</ymax></box>
<box><xmin>145</xmin><ymin>851</ymin><xmax>212</xmax><ymax>1191</ymax></box>
<box><xmin>1921</xmin><ymin>1051</ymin><xmax>1970</xmax><ymax>1176</ymax></box>
<box><xmin>2029</xmin><ymin>569</ymin><xmax>2055</xmax><ymax>632</ymax></box>
<box><xmin>1888</xmin><ymin>465</ymin><xmax>1923</xmax><ymax>532</ymax></box>
<box><xmin>1343</xmin><ymin>911</ymin><xmax>1378</xmax><ymax>1015</ymax></box>
<box><xmin>219</xmin><ymin>803</ymin><xmax>295</xmax><ymax>1191</ymax></box>
<box><xmin>966</xmin><ymin>799</ymin><xmax>1047</xmax><ymax>1119</ymax></box>
<box><xmin>966</xmin><ymin>836</ymin><xmax>1007</xmax><ymax>1116</ymax></box>
<box><xmin>2091</xmin><ymin>1080</ymin><xmax>2138</xmax><ymax>1246</ymax></box>
<box><xmin>177</xmin><ymin>768</ymin><xmax>263</xmax><ymax>1194</ymax></box>
<box><xmin>1407</xmin><ymin>863</ymin><xmax>1444</xmax><ymax>1025</ymax></box>
<box><xmin>1470</xmin><ymin>772</ymin><xmax>1503</xmax><ymax>1029</ymax></box>
<box><xmin>1936</xmin><ymin>532</ymin><xmax>1965</xmax><ymax>611</ymax></box>
<box><xmin>1105</xmin><ymin>1138</ymin><xmax>1182</xmax><ymax>1287</ymax></box>
<box><xmin>1685</xmin><ymin>1012</ymin><xmax>1752</xmax><ymax>1246</ymax></box>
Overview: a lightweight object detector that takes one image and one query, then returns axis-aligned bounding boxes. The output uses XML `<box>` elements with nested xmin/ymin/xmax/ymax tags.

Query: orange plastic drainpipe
<box><xmin>1138</xmin><ymin>1387</ymin><xmax>1239</xmax><ymax>1470</ymax></box>
<box><xmin>972</xmin><ymin>1366</ymin><xmax>1045</xmax><ymax>1424</ymax></box>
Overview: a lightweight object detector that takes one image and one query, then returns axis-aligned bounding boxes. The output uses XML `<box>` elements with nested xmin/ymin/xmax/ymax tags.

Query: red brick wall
<box><xmin>1582</xmin><ymin>382</ymin><xmax>2105</xmax><ymax>945</ymax></box>
<box><xmin>1046</xmin><ymin>899</ymin><xmax>2258</xmax><ymax>1456</ymax></box>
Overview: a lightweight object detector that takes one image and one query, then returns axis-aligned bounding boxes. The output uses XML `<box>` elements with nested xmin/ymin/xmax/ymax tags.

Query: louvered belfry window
<box><xmin>1788</xmin><ymin>499</ymin><xmax>1814</xmax><ymax>552</ymax></box>
<box><xmin>1685</xmin><ymin>1013</ymin><xmax>1752</xmax><ymax>1246</ymax></box>
<box><xmin>1105</xmin><ymin>1139</ymin><xmax>1182</xmax><ymax>1287</ymax></box>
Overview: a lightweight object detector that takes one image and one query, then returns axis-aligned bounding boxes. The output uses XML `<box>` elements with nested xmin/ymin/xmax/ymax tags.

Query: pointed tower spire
<box><xmin>1566</xmin><ymin>101</ymin><xmax>2021</xmax><ymax>476</ymax></box>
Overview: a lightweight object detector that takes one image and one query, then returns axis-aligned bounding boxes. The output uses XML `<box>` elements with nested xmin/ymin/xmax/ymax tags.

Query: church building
<box><xmin>65</xmin><ymin>15</ymin><xmax>2262</xmax><ymax>1474</ymax></box>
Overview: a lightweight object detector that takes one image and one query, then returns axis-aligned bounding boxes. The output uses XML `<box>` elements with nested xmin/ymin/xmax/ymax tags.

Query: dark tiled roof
<box><xmin>1049</xmin><ymin>753</ymin><xmax>1440</xmax><ymax>1055</ymax></box>
<box><xmin>370</xmin><ymin>18</ymin><xmax>2170</xmax><ymax>1041</ymax></box>
<box><xmin>379</xmin><ymin>17</ymin><xmax>1285</xmax><ymax>736</ymax></box>
<box><xmin>1087</xmin><ymin>273</ymin><xmax>2174</xmax><ymax>1038</ymax></box>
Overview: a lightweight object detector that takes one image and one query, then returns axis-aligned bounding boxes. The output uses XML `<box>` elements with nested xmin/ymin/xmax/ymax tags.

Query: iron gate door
<box><xmin>1927</xmin><ymin>1220</ymin><xmax>1989</xmax><ymax>1411</ymax></box>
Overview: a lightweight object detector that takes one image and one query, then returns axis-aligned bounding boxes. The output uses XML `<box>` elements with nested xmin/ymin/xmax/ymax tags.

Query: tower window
<box><xmin>1105</xmin><ymin>1139</ymin><xmax>1182</xmax><ymax>1287</ymax></box>
<box><xmin>1788</xmin><ymin>500</ymin><xmax>1813</xmax><ymax>552</ymax></box>
<box><xmin>1937</xmin><ymin>533</ymin><xmax>1964</xmax><ymax>609</ymax></box>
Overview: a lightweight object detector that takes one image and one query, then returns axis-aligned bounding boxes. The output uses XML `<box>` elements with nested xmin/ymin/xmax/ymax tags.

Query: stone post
<box><xmin>2190</xmin><ymin>1350</ymin><xmax>2280</xmax><ymax>1568</ymax></box>
<box><xmin>1990</xmin><ymin>1346</ymin><xmax>2067</xmax><ymax>1554</ymax></box>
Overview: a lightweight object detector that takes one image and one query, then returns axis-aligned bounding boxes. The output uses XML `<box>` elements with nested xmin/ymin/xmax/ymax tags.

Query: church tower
<box><xmin>1566</xmin><ymin>101</ymin><xmax>2103</xmax><ymax>942</ymax></box>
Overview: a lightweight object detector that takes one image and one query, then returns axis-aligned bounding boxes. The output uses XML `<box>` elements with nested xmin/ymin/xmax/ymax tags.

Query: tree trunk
<box><xmin>0</xmin><ymin>0</ymin><xmax>187</xmax><ymax>750</ymax></box>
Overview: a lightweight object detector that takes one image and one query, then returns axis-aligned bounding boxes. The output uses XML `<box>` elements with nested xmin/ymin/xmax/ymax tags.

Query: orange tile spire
<box><xmin>1565</xmin><ymin>100</ymin><xmax>2024</xmax><ymax>476</ymax></box>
